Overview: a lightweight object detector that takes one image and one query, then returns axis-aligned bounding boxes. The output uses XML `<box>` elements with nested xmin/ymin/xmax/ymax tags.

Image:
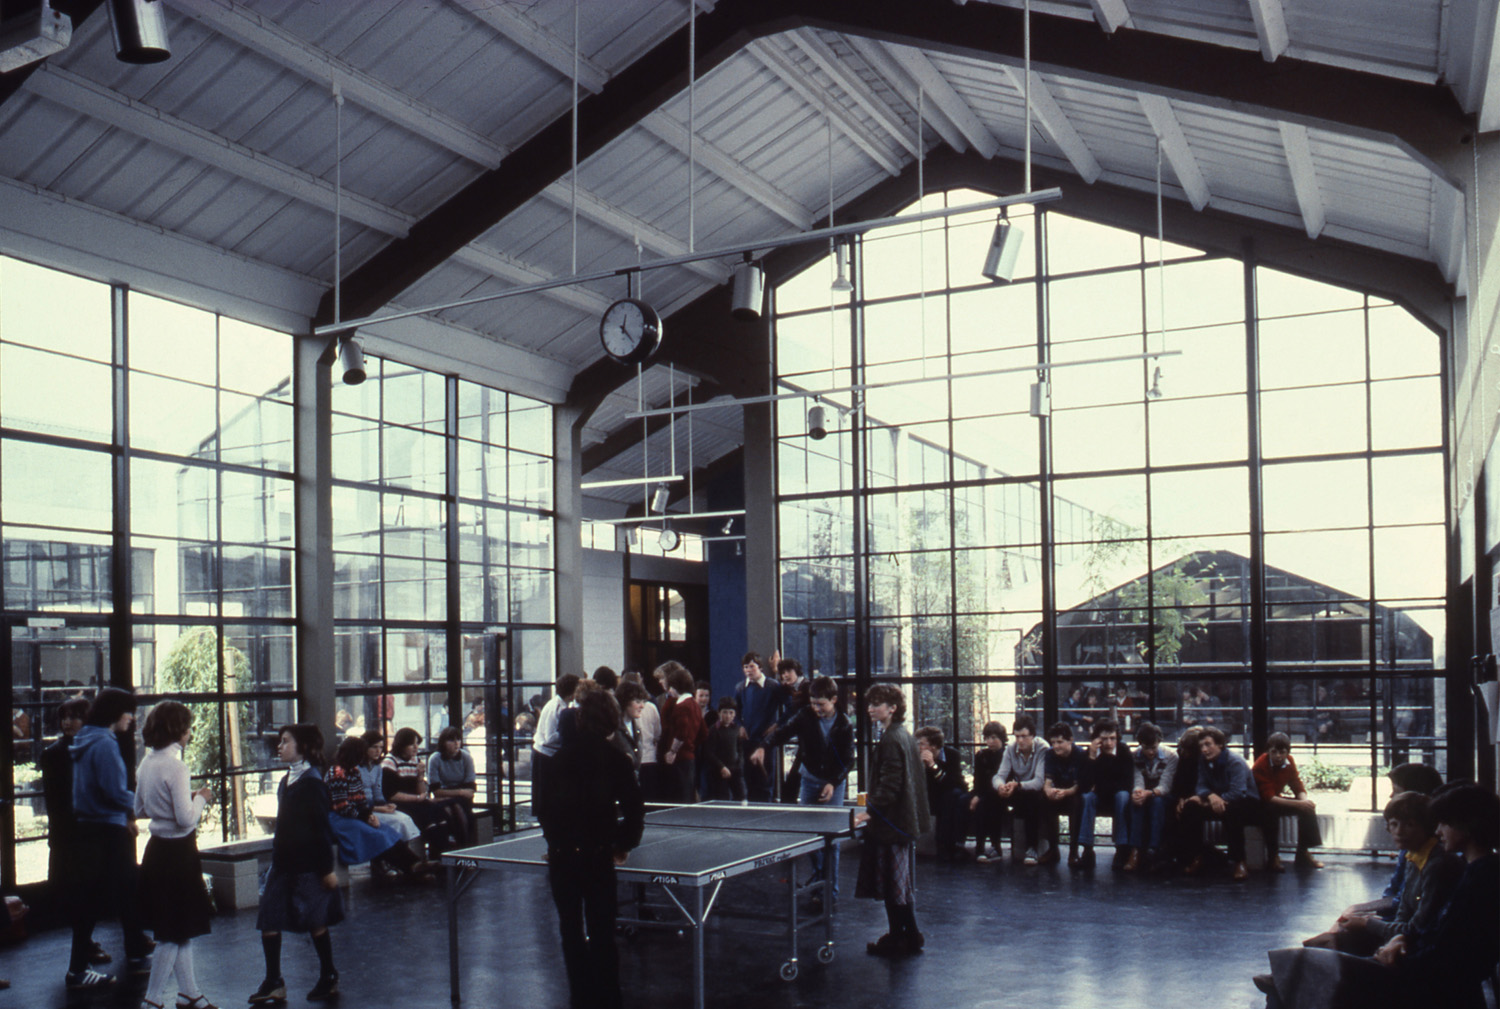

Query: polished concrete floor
<box><xmin>2</xmin><ymin>850</ymin><xmax>1422</xmax><ymax>1009</ymax></box>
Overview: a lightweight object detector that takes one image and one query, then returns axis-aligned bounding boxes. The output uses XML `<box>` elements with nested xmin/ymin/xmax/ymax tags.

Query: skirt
<box><xmin>255</xmin><ymin>868</ymin><xmax>345</xmax><ymax>934</ymax></box>
<box><xmin>327</xmin><ymin>813</ymin><xmax>401</xmax><ymax>865</ymax></box>
<box><xmin>138</xmin><ymin>834</ymin><xmax>213</xmax><ymax>943</ymax></box>
<box><xmin>855</xmin><ymin>839</ymin><xmax>915</xmax><ymax>906</ymax></box>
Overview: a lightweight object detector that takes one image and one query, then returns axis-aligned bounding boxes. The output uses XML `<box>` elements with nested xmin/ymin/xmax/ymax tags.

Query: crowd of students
<box><xmin>38</xmin><ymin>686</ymin><xmax>483</xmax><ymax>1007</ymax></box>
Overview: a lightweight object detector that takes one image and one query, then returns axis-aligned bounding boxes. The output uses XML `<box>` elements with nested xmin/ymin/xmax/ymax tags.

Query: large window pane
<box><xmin>3</xmin><ymin>439</ymin><xmax>111</xmax><ymax>531</ymax></box>
<box><xmin>0</xmin><ymin>256</ymin><xmax>112</xmax><ymax>360</ymax></box>
<box><xmin>128</xmin><ymin>293</ymin><xmax>216</xmax><ymax>384</ymax></box>
<box><xmin>1260</xmin><ymin>384</ymin><xmax>1367</xmax><ymax>457</ymax></box>
<box><xmin>1</xmin><ymin>344</ymin><xmax>112</xmax><ymax>441</ymax></box>
<box><xmin>1262</xmin><ymin>459</ymin><xmax>1368</xmax><ymax>531</ymax></box>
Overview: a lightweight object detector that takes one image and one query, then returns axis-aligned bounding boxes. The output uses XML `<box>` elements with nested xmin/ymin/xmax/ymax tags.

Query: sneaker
<box><xmin>89</xmin><ymin>942</ymin><xmax>112</xmax><ymax>965</ymax></box>
<box><xmin>1022</xmin><ymin>848</ymin><xmax>1039</xmax><ymax>866</ymax></box>
<box><xmin>127</xmin><ymin>956</ymin><xmax>153</xmax><ymax>977</ymax></box>
<box><xmin>1036</xmin><ymin>847</ymin><xmax>1060</xmax><ymax>866</ymax></box>
<box><xmin>306</xmin><ymin>972</ymin><xmax>339</xmax><ymax>1002</ymax></box>
<box><xmin>177</xmin><ymin>995</ymin><xmax>219</xmax><ymax>1009</ymax></box>
<box><xmin>65</xmin><ymin>969</ymin><xmax>115</xmax><ymax>990</ymax></box>
<box><xmin>975</xmin><ymin>845</ymin><xmax>1001</xmax><ymax>863</ymax></box>
<box><xmin>1252</xmin><ymin>973</ymin><xmax>1276</xmax><ymax>995</ymax></box>
<box><xmin>247</xmin><ymin>977</ymin><xmax>286</xmax><ymax>1005</ymax></box>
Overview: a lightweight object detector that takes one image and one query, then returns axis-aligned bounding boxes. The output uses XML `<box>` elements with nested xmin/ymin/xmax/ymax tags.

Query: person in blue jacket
<box><xmin>1178</xmin><ymin>726</ymin><xmax>1260</xmax><ymax>880</ymax></box>
<box><xmin>734</xmin><ymin>652</ymin><xmax>785</xmax><ymax>802</ymax></box>
<box><xmin>65</xmin><ymin>687</ymin><xmax>153</xmax><ymax>991</ymax></box>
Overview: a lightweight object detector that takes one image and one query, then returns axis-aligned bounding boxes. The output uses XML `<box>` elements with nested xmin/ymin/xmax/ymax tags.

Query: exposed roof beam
<box><xmin>171</xmin><ymin>0</ymin><xmax>505</xmax><ymax>169</ymax></box>
<box><xmin>1429</xmin><ymin>180</ymin><xmax>1465</xmax><ymax>289</ymax></box>
<box><xmin>450</xmin><ymin>245</ymin><xmax>610</xmax><ymax>316</ymax></box>
<box><xmin>449</xmin><ymin>0</ymin><xmax>609</xmax><ymax>94</ymax></box>
<box><xmin>788</xmin><ymin>29</ymin><xmax>919</xmax><ymax>157</ymax></box>
<box><xmin>539</xmin><ymin>183</ymin><xmax>727</xmax><ymax>284</ymax></box>
<box><xmin>999</xmin><ymin>67</ymin><xmax>1100</xmax><ymax>183</ymax></box>
<box><xmin>1276</xmin><ymin>122</ymin><xmax>1324</xmax><ymax>239</ymax></box>
<box><xmin>24</xmin><ymin>64</ymin><xmax>414</xmax><ymax>235</ymax></box>
<box><xmin>747</xmin><ymin>39</ymin><xmax>902</xmax><ymax>176</ymax></box>
<box><xmin>1089</xmin><ymin>0</ymin><xmax>1133</xmax><ymax>34</ymax></box>
<box><xmin>640</xmin><ymin>112</ymin><xmax>811</xmax><ymax>227</ymax></box>
<box><xmin>581</xmin><ymin>378</ymin><xmax>728</xmax><ymax>474</ymax></box>
<box><xmin>844</xmin><ymin>35</ymin><xmax>966</xmax><ymax>155</ymax></box>
<box><xmin>879</xmin><ymin>42</ymin><xmax>999</xmax><ymax>159</ymax></box>
<box><xmin>1137</xmin><ymin>94</ymin><xmax>1209</xmax><ymax>211</ymax></box>
<box><xmin>1245</xmin><ymin>0</ymin><xmax>1289</xmax><ymax>62</ymax></box>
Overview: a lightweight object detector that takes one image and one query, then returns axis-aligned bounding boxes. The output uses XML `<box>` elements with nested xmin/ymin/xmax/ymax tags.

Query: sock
<box><xmin>261</xmin><ymin>933</ymin><xmax>282</xmax><ymax>981</ymax></box>
<box><xmin>174</xmin><ymin>942</ymin><xmax>201</xmax><ymax>1000</ymax></box>
<box><xmin>310</xmin><ymin>931</ymin><xmax>335</xmax><ymax>977</ymax></box>
<box><xmin>145</xmin><ymin>941</ymin><xmax>181</xmax><ymax>1007</ymax></box>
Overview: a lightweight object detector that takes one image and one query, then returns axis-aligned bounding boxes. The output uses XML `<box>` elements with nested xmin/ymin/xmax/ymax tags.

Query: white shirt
<box><xmin>533</xmin><ymin>694</ymin><xmax>568</xmax><ymax>757</ymax></box>
<box><xmin>133</xmin><ymin>743</ymin><xmax>207</xmax><ymax>839</ymax></box>
<box><xmin>637</xmin><ymin>699</ymin><xmax>662</xmax><ymax>765</ymax></box>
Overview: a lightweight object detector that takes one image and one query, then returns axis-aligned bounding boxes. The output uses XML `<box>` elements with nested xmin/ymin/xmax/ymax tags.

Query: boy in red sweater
<box><xmin>1251</xmin><ymin>732</ymin><xmax>1323</xmax><ymax>870</ymax></box>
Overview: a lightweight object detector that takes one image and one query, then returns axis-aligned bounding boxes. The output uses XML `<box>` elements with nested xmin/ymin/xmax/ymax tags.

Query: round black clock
<box><xmin>599</xmin><ymin>297</ymin><xmax>663</xmax><ymax>365</ymax></box>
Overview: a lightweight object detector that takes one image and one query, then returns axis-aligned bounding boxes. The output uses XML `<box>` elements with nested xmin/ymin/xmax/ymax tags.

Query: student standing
<box><xmin>538</xmin><ymin>688</ymin><xmax>645</xmax><ymax>1009</ymax></box>
<box><xmin>134</xmin><ymin>702</ymin><xmax>217</xmax><ymax>1009</ymax></box>
<box><xmin>734</xmin><ymin>653</ymin><xmax>784</xmax><ymax>802</ymax></box>
<box><xmin>854</xmin><ymin>683</ymin><xmax>930</xmax><ymax>958</ymax></box>
<box><xmin>66</xmin><ymin>687</ymin><xmax>152</xmax><ymax>990</ymax></box>
<box><xmin>42</xmin><ymin>698</ymin><xmax>111</xmax><ymax>972</ymax></box>
<box><xmin>702</xmin><ymin>699</ymin><xmax>747</xmax><ymax>801</ymax></box>
<box><xmin>250</xmin><ymin>724</ymin><xmax>342</xmax><ymax>1005</ymax></box>
<box><xmin>658</xmin><ymin>663</ymin><xmax>705</xmax><ymax>803</ymax></box>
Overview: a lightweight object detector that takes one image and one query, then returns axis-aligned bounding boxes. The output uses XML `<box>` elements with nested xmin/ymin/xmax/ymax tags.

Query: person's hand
<box><xmin>738</xmin><ymin>726</ymin><xmax>748</xmax><ymax>741</ymax></box>
<box><xmin>1342</xmin><ymin>915</ymin><xmax>1370</xmax><ymax>931</ymax></box>
<box><xmin>1374</xmin><ymin>936</ymin><xmax>1407</xmax><ymax>966</ymax></box>
<box><xmin>664</xmin><ymin>750</ymin><xmax>676</xmax><ymax>765</ymax></box>
<box><xmin>128</xmin><ymin>819</ymin><xmax>139</xmax><ymax>837</ymax></box>
<box><xmin>1088</xmin><ymin>739</ymin><xmax>1101</xmax><ymax>757</ymax></box>
<box><xmin>818</xmin><ymin>784</ymin><xmax>833</xmax><ymax>803</ymax></box>
<box><xmin>749</xmin><ymin>748</ymin><xmax>765</xmax><ymax>767</ymax></box>
<box><xmin>195</xmin><ymin>785</ymin><xmax>214</xmax><ymax>804</ymax></box>
<box><xmin>321</xmin><ymin>872</ymin><xmax>338</xmax><ymax>891</ymax></box>
<box><xmin>997</xmin><ymin>781</ymin><xmax>1016</xmax><ymax>798</ymax></box>
<box><xmin>919</xmin><ymin>748</ymin><xmax>935</xmax><ymax>767</ymax></box>
<box><xmin>969</xmin><ymin>796</ymin><xmax>981</xmax><ymax>811</ymax></box>
<box><xmin>770</xmin><ymin>649</ymin><xmax>781</xmax><ymax>669</ymax></box>
<box><xmin>376</xmin><ymin>803</ymin><xmax>396</xmax><ymax>814</ymax></box>
<box><xmin>1208</xmin><ymin>794</ymin><xmax>1226</xmax><ymax>815</ymax></box>
<box><xmin>853</xmin><ymin>812</ymin><xmax>870</xmax><ymax>828</ymax></box>
<box><xmin>1043</xmin><ymin>785</ymin><xmax>1058</xmax><ymax>801</ymax></box>
<box><xmin>1131</xmin><ymin>788</ymin><xmax>1148</xmax><ymax>805</ymax></box>
<box><xmin>613</xmin><ymin>851</ymin><xmax>628</xmax><ymax>866</ymax></box>
<box><xmin>720</xmin><ymin>767</ymin><xmax>731</xmax><ymax>779</ymax></box>
<box><xmin>367</xmin><ymin>814</ymin><xmax>380</xmax><ymax>827</ymax></box>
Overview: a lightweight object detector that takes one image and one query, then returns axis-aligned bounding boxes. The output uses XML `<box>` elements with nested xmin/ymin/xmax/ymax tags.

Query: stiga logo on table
<box><xmin>651</xmin><ymin>875</ymin><xmax>680</xmax><ymax>884</ymax></box>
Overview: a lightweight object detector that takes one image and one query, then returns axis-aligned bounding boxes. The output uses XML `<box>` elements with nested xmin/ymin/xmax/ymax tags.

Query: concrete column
<box><xmin>742</xmin><ymin>400</ymin><xmax>779</xmax><ymax>653</ymax></box>
<box><xmin>293</xmin><ymin>334</ymin><xmax>335</xmax><ymax>736</ymax></box>
<box><xmin>554</xmin><ymin>404</ymin><xmax>586</xmax><ymax>679</ymax></box>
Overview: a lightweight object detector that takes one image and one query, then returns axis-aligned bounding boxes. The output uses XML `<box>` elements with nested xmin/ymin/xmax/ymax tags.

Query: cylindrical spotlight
<box><xmin>338</xmin><ymin>337</ymin><xmax>366</xmax><ymax>386</ymax></box>
<box><xmin>107</xmin><ymin>0</ymin><xmax>170</xmax><ymax>64</ymax></box>
<box><xmin>730</xmin><ymin>257</ymin><xmax>764</xmax><ymax>320</ymax></box>
<box><xmin>650</xmin><ymin>483</ymin><xmax>669</xmax><ymax>514</ymax></box>
<box><xmin>981</xmin><ymin>220</ymin><xmax>1025</xmax><ymax>283</ymax></box>
<box><xmin>807</xmin><ymin>403</ymin><xmax>828</xmax><ymax>441</ymax></box>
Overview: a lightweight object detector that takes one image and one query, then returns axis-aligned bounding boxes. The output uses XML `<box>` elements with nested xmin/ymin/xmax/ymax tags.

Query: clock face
<box><xmin>600</xmin><ymin>298</ymin><xmax>662</xmax><ymax>364</ymax></box>
<box><xmin>658</xmin><ymin>528</ymin><xmax>679</xmax><ymax>552</ymax></box>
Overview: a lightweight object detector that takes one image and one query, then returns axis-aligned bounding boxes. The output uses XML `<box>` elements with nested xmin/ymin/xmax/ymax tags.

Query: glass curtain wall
<box><xmin>774</xmin><ymin>191</ymin><xmax>1446</xmax><ymax>809</ymax></box>
<box><xmin>331</xmin><ymin>357</ymin><xmax>555</xmax><ymax>814</ymax></box>
<box><xmin>1</xmin><ymin>257</ymin><xmax>298</xmax><ymax>885</ymax></box>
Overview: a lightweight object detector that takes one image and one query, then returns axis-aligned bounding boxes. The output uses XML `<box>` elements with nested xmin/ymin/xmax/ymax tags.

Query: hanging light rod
<box><xmin>580</xmin><ymin>474</ymin><xmax>684</xmax><ymax>491</ymax></box>
<box><xmin>311</xmin><ymin>188</ymin><xmax>1063</xmax><ymax>338</ymax></box>
<box><xmin>600</xmin><ymin>508</ymin><xmax>746</xmax><ymax>526</ymax></box>
<box><xmin>624</xmin><ymin>349</ymin><xmax>1182</xmax><ymax>420</ymax></box>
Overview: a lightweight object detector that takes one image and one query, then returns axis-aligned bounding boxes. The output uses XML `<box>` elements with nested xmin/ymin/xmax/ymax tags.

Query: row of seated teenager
<box><xmin>927</xmin><ymin>716</ymin><xmax>1327</xmax><ymax>880</ymax></box>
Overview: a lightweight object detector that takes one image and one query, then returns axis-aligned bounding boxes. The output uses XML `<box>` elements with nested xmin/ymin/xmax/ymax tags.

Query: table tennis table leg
<box><xmin>447</xmin><ymin>863</ymin><xmax>460</xmax><ymax>1005</ymax></box>
<box><xmin>693</xmin><ymin>886</ymin><xmax>706</xmax><ymax>1009</ymax></box>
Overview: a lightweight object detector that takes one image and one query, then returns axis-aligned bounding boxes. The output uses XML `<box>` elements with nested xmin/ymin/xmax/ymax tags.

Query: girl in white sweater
<box><xmin>134</xmin><ymin>701</ymin><xmax>217</xmax><ymax>1009</ymax></box>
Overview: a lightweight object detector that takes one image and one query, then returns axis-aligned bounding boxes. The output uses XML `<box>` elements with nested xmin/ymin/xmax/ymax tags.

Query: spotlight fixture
<box><xmin>0</xmin><ymin>1</ymin><xmax>72</xmax><ymax>73</ymax></box>
<box><xmin>735</xmin><ymin>541</ymin><xmax>744</xmax><ymax>557</ymax></box>
<box><xmin>1028</xmin><ymin>381</ymin><xmax>1050</xmax><ymax>418</ymax></box>
<box><xmin>730</xmin><ymin>254</ymin><xmax>764</xmax><ymax>320</ymax></box>
<box><xmin>106</xmin><ymin>0</ymin><xmax>169</xmax><ymax>64</ymax></box>
<box><xmin>1148</xmin><ymin>366</ymin><xmax>1164</xmax><ymax>399</ymax></box>
<box><xmin>981</xmin><ymin>216</ymin><xmax>1025</xmax><ymax>283</ymax></box>
<box><xmin>338</xmin><ymin>336</ymin><xmax>366</xmax><ymax>386</ymax></box>
<box><xmin>807</xmin><ymin>402</ymin><xmax>828</xmax><ymax>441</ymax></box>
<box><xmin>831</xmin><ymin>241</ymin><xmax>853</xmax><ymax>293</ymax></box>
<box><xmin>720</xmin><ymin>518</ymin><xmax>734</xmax><ymax>535</ymax></box>
<box><xmin>650</xmin><ymin>482</ymin><xmax>670</xmax><ymax>514</ymax></box>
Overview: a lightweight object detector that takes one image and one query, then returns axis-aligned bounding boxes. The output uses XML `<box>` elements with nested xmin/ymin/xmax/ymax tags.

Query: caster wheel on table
<box><xmin>779</xmin><ymin>960</ymin><xmax>799</xmax><ymax>982</ymax></box>
<box><xmin>816</xmin><ymin>944</ymin><xmax>836</xmax><ymax>964</ymax></box>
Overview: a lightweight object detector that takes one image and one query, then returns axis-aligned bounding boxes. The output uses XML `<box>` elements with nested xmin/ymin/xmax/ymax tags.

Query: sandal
<box><xmin>176</xmin><ymin>996</ymin><xmax>219</xmax><ymax>1009</ymax></box>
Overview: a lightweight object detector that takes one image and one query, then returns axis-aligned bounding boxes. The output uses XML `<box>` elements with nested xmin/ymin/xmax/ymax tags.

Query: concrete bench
<box><xmin>199</xmin><ymin>838</ymin><xmax>273</xmax><ymax>912</ymax></box>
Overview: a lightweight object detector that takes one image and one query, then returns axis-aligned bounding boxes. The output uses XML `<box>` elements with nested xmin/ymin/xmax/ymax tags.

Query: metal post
<box><xmin>693</xmin><ymin>885</ymin><xmax>706</xmax><ymax>1009</ymax></box>
<box><xmin>448</xmin><ymin>864</ymin><xmax>461</xmax><ymax>1004</ymax></box>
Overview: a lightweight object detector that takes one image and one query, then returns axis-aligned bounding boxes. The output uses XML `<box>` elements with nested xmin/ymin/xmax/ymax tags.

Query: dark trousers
<box><xmin>69</xmin><ymin>822</ymin><xmax>151</xmax><ymax>973</ymax></box>
<box><xmin>547</xmin><ymin>848</ymin><xmax>621</xmax><ymax>1009</ymax></box>
<box><xmin>1041</xmin><ymin>792</ymin><xmax>1085</xmax><ymax>851</ymax></box>
<box><xmin>972</xmin><ymin>790</ymin><xmax>1008</xmax><ymax>849</ymax></box>
<box><xmin>1180</xmin><ymin>796</ymin><xmax>1261</xmax><ymax>861</ymax></box>
<box><xmin>932</xmin><ymin>788</ymin><xmax>970</xmax><ymax>853</ymax></box>
<box><xmin>666</xmin><ymin>757</ymin><xmax>697</xmax><ymax>802</ymax></box>
<box><xmin>709</xmin><ymin>767</ymin><xmax>746</xmax><ymax>801</ymax></box>
<box><xmin>1004</xmin><ymin>789</ymin><xmax>1042</xmax><ymax>851</ymax></box>
<box><xmin>744</xmin><ymin>746</ymin><xmax>774</xmax><ymax>802</ymax></box>
<box><xmin>1262</xmin><ymin>803</ymin><xmax>1323</xmax><ymax>857</ymax></box>
<box><xmin>531</xmin><ymin>750</ymin><xmax>554</xmax><ymax>823</ymax></box>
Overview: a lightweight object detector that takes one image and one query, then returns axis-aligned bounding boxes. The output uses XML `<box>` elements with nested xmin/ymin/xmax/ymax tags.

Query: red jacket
<box><xmin>662</xmin><ymin>695</ymin><xmax>706</xmax><ymax>760</ymax></box>
<box><xmin>1251</xmin><ymin>752</ymin><xmax>1307</xmax><ymax>801</ymax></box>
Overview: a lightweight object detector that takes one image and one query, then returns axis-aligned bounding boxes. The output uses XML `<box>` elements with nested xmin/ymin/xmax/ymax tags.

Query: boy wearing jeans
<box><xmin>1124</xmin><ymin>721</ymin><xmax>1176</xmax><ymax>871</ymax></box>
<box><xmin>1084</xmin><ymin>719</ymin><xmax>1134</xmax><ymax>869</ymax></box>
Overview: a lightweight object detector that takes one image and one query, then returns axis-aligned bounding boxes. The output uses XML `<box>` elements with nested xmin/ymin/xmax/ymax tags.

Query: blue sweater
<box><xmin>1195</xmin><ymin>748</ymin><xmax>1256</xmax><ymax>802</ymax></box>
<box><xmin>735</xmin><ymin>676</ymin><xmax>784</xmax><ymax>743</ymax></box>
<box><xmin>70</xmin><ymin>725</ymin><xmax>134</xmax><ymax>828</ymax></box>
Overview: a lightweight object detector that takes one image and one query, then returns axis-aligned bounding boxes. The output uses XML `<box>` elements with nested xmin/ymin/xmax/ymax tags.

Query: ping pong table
<box><xmin>442</xmin><ymin>801</ymin><xmax>858</xmax><ymax>1009</ymax></box>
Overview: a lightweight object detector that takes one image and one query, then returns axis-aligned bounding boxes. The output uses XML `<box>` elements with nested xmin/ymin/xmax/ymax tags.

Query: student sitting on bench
<box><xmin>1251</xmin><ymin>731</ymin><xmax>1324</xmax><ymax>871</ymax></box>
